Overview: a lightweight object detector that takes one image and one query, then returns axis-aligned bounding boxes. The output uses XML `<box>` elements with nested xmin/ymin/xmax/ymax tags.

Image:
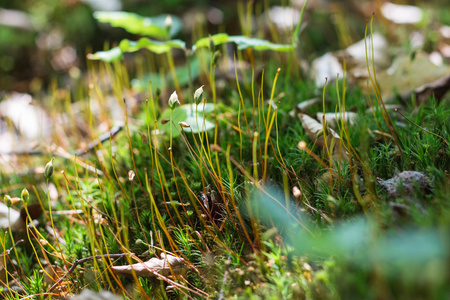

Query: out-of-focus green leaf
<box><xmin>88</xmin><ymin>38</ymin><xmax>185</xmax><ymax>62</ymax></box>
<box><xmin>158</xmin><ymin>104</ymin><xmax>216</xmax><ymax>136</ymax></box>
<box><xmin>228</xmin><ymin>36</ymin><xmax>292</xmax><ymax>51</ymax></box>
<box><xmin>193</xmin><ymin>33</ymin><xmax>230</xmax><ymax>51</ymax></box>
<box><xmin>87</xmin><ymin>47</ymin><xmax>123</xmax><ymax>62</ymax></box>
<box><xmin>93</xmin><ymin>11</ymin><xmax>181</xmax><ymax>38</ymax></box>
<box><xmin>193</xmin><ymin>33</ymin><xmax>292</xmax><ymax>52</ymax></box>
<box><xmin>131</xmin><ymin>55</ymin><xmax>204</xmax><ymax>92</ymax></box>
<box><xmin>158</xmin><ymin>107</ymin><xmax>186</xmax><ymax>138</ymax></box>
<box><xmin>250</xmin><ymin>185</ymin><xmax>447</xmax><ymax>280</ymax></box>
<box><xmin>119</xmin><ymin>38</ymin><xmax>186</xmax><ymax>54</ymax></box>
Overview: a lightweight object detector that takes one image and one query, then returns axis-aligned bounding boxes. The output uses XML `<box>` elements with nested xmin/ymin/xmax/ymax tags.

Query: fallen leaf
<box><xmin>69</xmin><ymin>289</ymin><xmax>123</xmax><ymax>300</ymax></box>
<box><xmin>0</xmin><ymin>202</ymin><xmax>42</xmax><ymax>234</ymax></box>
<box><xmin>311</xmin><ymin>52</ymin><xmax>343</xmax><ymax>87</ymax></box>
<box><xmin>111</xmin><ymin>253</ymin><xmax>186</xmax><ymax>277</ymax></box>
<box><xmin>298</xmin><ymin>113</ymin><xmax>347</xmax><ymax>160</ymax></box>
<box><xmin>380</xmin><ymin>2</ymin><xmax>423</xmax><ymax>24</ymax></box>
<box><xmin>398</xmin><ymin>73</ymin><xmax>450</xmax><ymax>105</ymax></box>
<box><xmin>295</xmin><ymin>98</ymin><xmax>321</xmax><ymax>113</ymax></box>
<box><xmin>375</xmin><ymin>52</ymin><xmax>450</xmax><ymax>101</ymax></box>
<box><xmin>44</xmin><ymin>265</ymin><xmax>65</xmax><ymax>286</ymax></box>
<box><xmin>316</xmin><ymin>112</ymin><xmax>357</xmax><ymax>128</ymax></box>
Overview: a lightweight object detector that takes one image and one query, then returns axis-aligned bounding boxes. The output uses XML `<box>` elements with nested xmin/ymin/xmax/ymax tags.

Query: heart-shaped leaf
<box><xmin>158</xmin><ymin>103</ymin><xmax>216</xmax><ymax>137</ymax></box>
<box><xmin>193</xmin><ymin>33</ymin><xmax>292</xmax><ymax>52</ymax></box>
<box><xmin>87</xmin><ymin>47</ymin><xmax>123</xmax><ymax>62</ymax></box>
<box><xmin>119</xmin><ymin>38</ymin><xmax>186</xmax><ymax>55</ymax></box>
<box><xmin>93</xmin><ymin>12</ymin><xmax>182</xmax><ymax>38</ymax></box>
<box><xmin>228</xmin><ymin>36</ymin><xmax>292</xmax><ymax>51</ymax></box>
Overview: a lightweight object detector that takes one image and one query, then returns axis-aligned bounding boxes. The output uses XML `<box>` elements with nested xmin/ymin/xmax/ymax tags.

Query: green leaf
<box><xmin>131</xmin><ymin>54</ymin><xmax>207</xmax><ymax>92</ymax></box>
<box><xmin>119</xmin><ymin>38</ymin><xmax>186</xmax><ymax>55</ymax></box>
<box><xmin>158</xmin><ymin>104</ymin><xmax>216</xmax><ymax>136</ymax></box>
<box><xmin>192</xmin><ymin>33</ymin><xmax>230</xmax><ymax>51</ymax></box>
<box><xmin>228</xmin><ymin>36</ymin><xmax>293</xmax><ymax>51</ymax></box>
<box><xmin>158</xmin><ymin>107</ymin><xmax>187</xmax><ymax>138</ymax></box>
<box><xmin>192</xmin><ymin>33</ymin><xmax>292</xmax><ymax>52</ymax></box>
<box><xmin>93</xmin><ymin>11</ymin><xmax>182</xmax><ymax>38</ymax></box>
<box><xmin>87</xmin><ymin>47</ymin><xmax>123</xmax><ymax>62</ymax></box>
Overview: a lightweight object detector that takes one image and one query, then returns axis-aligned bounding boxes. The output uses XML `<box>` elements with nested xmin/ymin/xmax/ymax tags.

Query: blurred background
<box><xmin>3</xmin><ymin>0</ymin><xmax>448</xmax><ymax>93</ymax></box>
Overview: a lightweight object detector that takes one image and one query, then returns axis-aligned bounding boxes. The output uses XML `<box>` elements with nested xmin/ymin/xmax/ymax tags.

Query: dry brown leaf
<box><xmin>111</xmin><ymin>253</ymin><xmax>186</xmax><ymax>277</ymax></box>
<box><xmin>299</xmin><ymin>113</ymin><xmax>341</xmax><ymax>148</ymax></box>
<box><xmin>299</xmin><ymin>113</ymin><xmax>348</xmax><ymax>161</ymax></box>
<box><xmin>316</xmin><ymin>112</ymin><xmax>357</xmax><ymax>128</ymax></box>
<box><xmin>69</xmin><ymin>289</ymin><xmax>123</xmax><ymax>300</ymax></box>
<box><xmin>44</xmin><ymin>265</ymin><xmax>65</xmax><ymax>286</ymax></box>
<box><xmin>295</xmin><ymin>98</ymin><xmax>321</xmax><ymax>113</ymax></box>
<box><xmin>375</xmin><ymin>52</ymin><xmax>450</xmax><ymax>101</ymax></box>
<box><xmin>0</xmin><ymin>202</ymin><xmax>41</xmax><ymax>234</ymax></box>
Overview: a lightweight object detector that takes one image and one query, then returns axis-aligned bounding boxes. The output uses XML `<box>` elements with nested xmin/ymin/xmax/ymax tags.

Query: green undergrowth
<box><xmin>1</xmin><ymin>5</ymin><xmax>449</xmax><ymax>300</ymax></box>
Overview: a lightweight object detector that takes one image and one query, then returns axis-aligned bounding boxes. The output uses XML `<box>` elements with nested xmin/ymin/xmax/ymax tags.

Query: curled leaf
<box><xmin>111</xmin><ymin>253</ymin><xmax>186</xmax><ymax>277</ymax></box>
<box><xmin>93</xmin><ymin>12</ymin><xmax>181</xmax><ymax>38</ymax></box>
<box><xmin>316</xmin><ymin>112</ymin><xmax>357</xmax><ymax>128</ymax></box>
<box><xmin>298</xmin><ymin>113</ymin><xmax>347</xmax><ymax>160</ymax></box>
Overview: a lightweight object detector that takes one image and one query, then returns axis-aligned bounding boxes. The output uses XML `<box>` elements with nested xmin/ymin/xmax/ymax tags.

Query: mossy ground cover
<box><xmin>0</xmin><ymin>1</ymin><xmax>449</xmax><ymax>299</ymax></box>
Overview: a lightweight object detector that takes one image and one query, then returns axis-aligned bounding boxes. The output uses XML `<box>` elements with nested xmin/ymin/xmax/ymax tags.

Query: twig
<box><xmin>1</xmin><ymin>239</ymin><xmax>24</xmax><ymax>256</ymax></box>
<box><xmin>47</xmin><ymin>252</ymin><xmax>133</xmax><ymax>293</ymax></box>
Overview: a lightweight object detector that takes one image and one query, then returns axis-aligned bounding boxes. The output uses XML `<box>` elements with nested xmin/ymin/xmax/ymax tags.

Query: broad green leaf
<box><xmin>158</xmin><ymin>107</ymin><xmax>187</xmax><ymax>138</ymax></box>
<box><xmin>192</xmin><ymin>33</ymin><xmax>292</xmax><ymax>52</ymax></box>
<box><xmin>93</xmin><ymin>11</ymin><xmax>182</xmax><ymax>38</ymax></box>
<box><xmin>87</xmin><ymin>47</ymin><xmax>123</xmax><ymax>62</ymax></box>
<box><xmin>131</xmin><ymin>55</ymin><xmax>206</xmax><ymax>92</ymax></box>
<box><xmin>158</xmin><ymin>104</ymin><xmax>216</xmax><ymax>136</ymax></box>
<box><xmin>131</xmin><ymin>73</ymin><xmax>163</xmax><ymax>93</ymax></box>
<box><xmin>119</xmin><ymin>38</ymin><xmax>186</xmax><ymax>55</ymax></box>
<box><xmin>192</xmin><ymin>33</ymin><xmax>230</xmax><ymax>51</ymax></box>
<box><xmin>184</xmin><ymin>115</ymin><xmax>215</xmax><ymax>133</ymax></box>
<box><xmin>228</xmin><ymin>36</ymin><xmax>293</xmax><ymax>51</ymax></box>
<box><xmin>181</xmin><ymin>103</ymin><xmax>215</xmax><ymax>133</ymax></box>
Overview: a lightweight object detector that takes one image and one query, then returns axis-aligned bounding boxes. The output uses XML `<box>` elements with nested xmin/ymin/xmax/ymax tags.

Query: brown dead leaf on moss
<box><xmin>111</xmin><ymin>253</ymin><xmax>186</xmax><ymax>277</ymax></box>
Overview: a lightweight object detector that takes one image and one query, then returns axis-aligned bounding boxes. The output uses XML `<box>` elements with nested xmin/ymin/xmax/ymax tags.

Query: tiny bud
<box><xmin>297</xmin><ymin>141</ymin><xmax>307</xmax><ymax>150</ymax></box>
<box><xmin>21</xmin><ymin>188</ymin><xmax>30</xmax><ymax>203</ymax></box>
<box><xmin>292</xmin><ymin>186</ymin><xmax>302</xmax><ymax>199</ymax></box>
<box><xmin>164</xmin><ymin>15</ymin><xmax>172</xmax><ymax>33</ymax></box>
<box><xmin>44</xmin><ymin>158</ymin><xmax>55</xmax><ymax>179</ymax></box>
<box><xmin>178</xmin><ymin>121</ymin><xmax>190</xmax><ymax>128</ymax></box>
<box><xmin>4</xmin><ymin>195</ymin><xmax>12</xmax><ymax>208</ymax></box>
<box><xmin>194</xmin><ymin>85</ymin><xmax>204</xmax><ymax>105</ymax></box>
<box><xmin>135</xmin><ymin>239</ymin><xmax>145</xmax><ymax>245</ymax></box>
<box><xmin>40</xmin><ymin>239</ymin><xmax>48</xmax><ymax>245</ymax></box>
<box><xmin>168</xmin><ymin>91</ymin><xmax>180</xmax><ymax>109</ymax></box>
<box><xmin>128</xmin><ymin>170</ymin><xmax>136</xmax><ymax>182</ymax></box>
<box><xmin>161</xmin><ymin>118</ymin><xmax>170</xmax><ymax>125</ymax></box>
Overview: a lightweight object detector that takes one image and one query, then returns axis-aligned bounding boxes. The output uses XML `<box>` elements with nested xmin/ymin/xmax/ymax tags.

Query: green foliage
<box><xmin>89</xmin><ymin>15</ymin><xmax>294</xmax><ymax>62</ymax></box>
<box><xmin>93</xmin><ymin>11</ymin><xmax>182</xmax><ymax>38</ymax></box>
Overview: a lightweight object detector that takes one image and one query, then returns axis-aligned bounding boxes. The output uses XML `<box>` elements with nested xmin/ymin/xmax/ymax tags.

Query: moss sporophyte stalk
<box><xmin>44</xmin><ymin>157</ymin><xmax>55</xmax><ymax>179</ymax></box>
